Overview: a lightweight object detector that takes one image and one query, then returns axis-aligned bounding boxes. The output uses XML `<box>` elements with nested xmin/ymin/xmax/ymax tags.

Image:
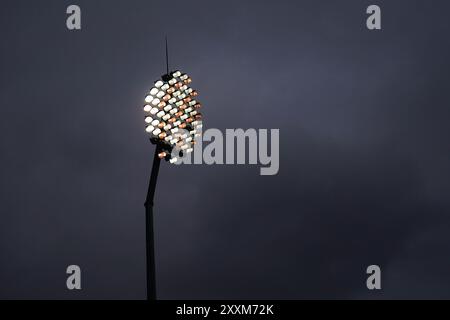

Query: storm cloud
<box><xmin>1</xmin><ymin>0</ymin><xmax>450</xmax><ymax>299</ymax></box>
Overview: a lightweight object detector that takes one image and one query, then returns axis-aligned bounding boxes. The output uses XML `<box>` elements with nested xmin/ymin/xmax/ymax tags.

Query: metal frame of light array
<box><xmin>143</xmin><ymin>70</ymin><xmax>203</xmax><ymax>163</ymax></box>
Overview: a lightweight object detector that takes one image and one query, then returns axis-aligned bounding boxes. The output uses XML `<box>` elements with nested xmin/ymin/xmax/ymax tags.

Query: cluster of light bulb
<box><xmin>143</xmin><ymin>70</ymin><xmax>202</xmax><ymax>163</ymax></box>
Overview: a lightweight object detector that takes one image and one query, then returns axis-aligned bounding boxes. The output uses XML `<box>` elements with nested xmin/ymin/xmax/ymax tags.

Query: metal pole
<box><xmin>165</xmin><ymin>36</ymin><xmax>169</xmax><ymax>75</ymax></box>
<box><xmin>144</xmin><ymin>145</ymin><xmax>162</xmax><ymax>300</ymax></box>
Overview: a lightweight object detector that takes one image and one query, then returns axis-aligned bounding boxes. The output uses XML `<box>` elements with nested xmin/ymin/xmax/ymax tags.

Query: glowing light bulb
<box><xmin>158</xmin><ymin>152</ymin><xmax>167</xmax><ymax>159</ymax></box>
<box><xmin>158</xmin><ymin>101</ymin><xmax>166</xmax><ymax>108</ymax></box>
<box><xmin>157</xmin><ymin>111</ymin><xmax>165</xmax><ymax>118</ymax></box>
<box><xmin>167</xmin><ymin>87</ymin><xmax>175</xmax><ymax>94</ymax></box>
<box><xmin>152</xmin><ymin>128</ymin><xmax>161</xmax><ymax>136</ymax></box>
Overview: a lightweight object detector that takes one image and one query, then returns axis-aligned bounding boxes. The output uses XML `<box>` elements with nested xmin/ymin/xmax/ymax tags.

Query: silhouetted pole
<box><xmin>144</xmin><ymin>144</ymin><xmax>162</xmax><ymax>300</ymax></box>
<box><xmin>144</xmin><ymin>37</ymin><xmax>170</xmax><ymax>300</ymax></box>
<box><xmin>165</xmin><ymin>36</ymin><xmax>169</xmax><ymax>75</ymax></box>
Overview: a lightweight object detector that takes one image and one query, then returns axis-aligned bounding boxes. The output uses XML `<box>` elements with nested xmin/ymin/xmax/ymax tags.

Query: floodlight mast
<box><xmin>144</xmin><ymin>143</ymin><xmax>161</xmax><ymax>300</ymax></box>
<box><xmin>144</xmin><ymin>39</ymin><xmax>170</xmax><ymax>301</ymax></box>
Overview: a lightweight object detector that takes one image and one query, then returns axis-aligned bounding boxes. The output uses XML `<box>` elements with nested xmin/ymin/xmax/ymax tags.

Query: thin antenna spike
<box><xmin>165</xmin><ymin>36</ymin><xmax>169</xmax><ymax>75</ymax></box>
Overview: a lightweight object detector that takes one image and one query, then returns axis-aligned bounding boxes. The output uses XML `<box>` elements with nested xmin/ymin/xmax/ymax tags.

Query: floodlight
<box><xmin>140</xmin><ymin>37</ymin><xmax>203</xmax><ymax>301</ymax></box>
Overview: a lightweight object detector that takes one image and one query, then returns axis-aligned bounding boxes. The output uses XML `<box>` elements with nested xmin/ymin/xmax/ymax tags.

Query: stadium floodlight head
<box><xmin>142</xmin><ymin>37</ymin><xmax>203</xmax><ymax>301</ymax></box>
<box><xmin>143</xmin><ymin>70</ymin><xmax>203</xmax><ymax>164</ymax></box>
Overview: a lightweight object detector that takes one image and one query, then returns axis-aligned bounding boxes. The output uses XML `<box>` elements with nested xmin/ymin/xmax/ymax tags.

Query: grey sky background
<box><xmin>1</xmin><ymin>0</ymin><xmax>450</xmax><ymax>299</ymax></box>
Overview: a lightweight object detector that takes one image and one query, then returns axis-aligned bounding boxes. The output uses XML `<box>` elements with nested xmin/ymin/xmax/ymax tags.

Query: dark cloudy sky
<box><xmin>1</xmin><ymin>0</ymin><xmax>450</xmax><ymax>299</ymax></box>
